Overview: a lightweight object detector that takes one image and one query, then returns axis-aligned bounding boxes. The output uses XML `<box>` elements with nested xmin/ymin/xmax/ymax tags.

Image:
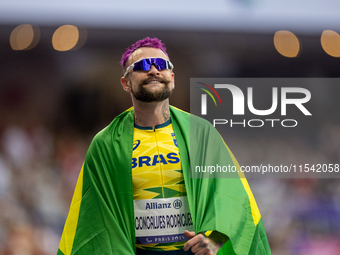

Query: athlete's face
<box><xmin>121</xmin><ymin>47</ymin><xmax>175</xmax><ymax>103</ymax></box>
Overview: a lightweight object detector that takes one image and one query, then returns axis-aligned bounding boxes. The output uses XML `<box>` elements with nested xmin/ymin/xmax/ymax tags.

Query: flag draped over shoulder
<box><xmin>57</xmin><ymin>106</ymin><xmax>270</xmax><ymax>255</ymax></box>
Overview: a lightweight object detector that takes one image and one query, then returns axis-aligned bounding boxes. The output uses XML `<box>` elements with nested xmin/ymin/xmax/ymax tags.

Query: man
<box><xmin>57</xmin><ymin>37</ymin><xmax>270</xmax><ymax>255</ymax></box>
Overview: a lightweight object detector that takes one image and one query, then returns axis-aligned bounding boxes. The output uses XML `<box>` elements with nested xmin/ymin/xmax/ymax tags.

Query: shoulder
<box><xmin>170</xmin><ymin>105</ymin><xmax>212</xmax><ymax>127</ymax></box>
<box><xmin>170</xmin><ymin>105</ymin><xmax>217</xmax><ymax>135</ymax></box>
<box><xmin>90</xmin><ymin>108</ymin><xmax>134</xmax><ymax>148</ymax></box>
<box><xmin>84</xmin><ymin>108</ymin><xmax>134</xmax><ymax>166</ymax></box>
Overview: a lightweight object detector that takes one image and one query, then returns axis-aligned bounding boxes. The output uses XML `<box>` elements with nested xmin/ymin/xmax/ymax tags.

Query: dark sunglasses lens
<box><xmin>133</xmin><ymin>58</ymin><xmax>168</xmax><ymax>72</ymax></box>
<box><xmin>133</xmin><ymin>59</ymin><xmax>151</xmax><ymax>71</ymax></box>
<box><xmin>152</xmin><ymin>58</ymin><xmax>167</xmax><ymax>70</ymax></box>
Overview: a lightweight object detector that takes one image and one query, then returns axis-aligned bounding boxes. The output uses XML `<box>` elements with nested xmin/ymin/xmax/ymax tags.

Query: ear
<box><xmin>171</xmin><ymin>72</ymin><xmax>175</xmax><ymax>89</ymax></box>
<box><xmin>121</xmin><ymin>76</ymin><xmax>131</xmax><ymax>92</ymax></box>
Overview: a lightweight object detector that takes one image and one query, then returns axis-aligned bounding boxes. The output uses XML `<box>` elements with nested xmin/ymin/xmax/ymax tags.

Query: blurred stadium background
<box><xmin>0</xmin><ymin>0</ymin><xmax>340</xmax><ymax>254</ymax></box>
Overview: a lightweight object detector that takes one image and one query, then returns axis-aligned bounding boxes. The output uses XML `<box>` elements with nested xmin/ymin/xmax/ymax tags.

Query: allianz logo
<box><xmin>145</xmin><ymin>199</ymin><xmax>183</xmax><ymax>210</ymax></box>
<box><xmin>145</xmin><ymin>202</ymin><xmax>171</xmax><ymax>210</ymax></box>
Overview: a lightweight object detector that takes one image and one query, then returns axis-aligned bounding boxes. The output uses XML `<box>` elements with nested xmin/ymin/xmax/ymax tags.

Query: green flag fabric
<box><xmin>57</xmin><ymin>106</ymin><xmax>270</xmax><ymax>255</ymax></box>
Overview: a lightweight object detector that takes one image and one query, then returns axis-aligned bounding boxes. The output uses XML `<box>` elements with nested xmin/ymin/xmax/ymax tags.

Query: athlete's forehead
<box><xmin>126</xmin><ymin>47</ymin><xmax>169</xmax><ymax>68</ymax></box>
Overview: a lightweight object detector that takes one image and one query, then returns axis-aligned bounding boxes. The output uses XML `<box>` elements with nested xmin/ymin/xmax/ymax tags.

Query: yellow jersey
<box><xmin>132</xmin><ymin>119</ymin><xmax>194</xmax><ymax>251</ymax></box>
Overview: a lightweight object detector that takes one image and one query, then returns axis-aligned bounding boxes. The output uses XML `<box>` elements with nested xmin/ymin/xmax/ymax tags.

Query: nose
<box><xmin>147</xmin><ymin>64</ymin><xmax>160</xmax><ymax>75</ymax></box>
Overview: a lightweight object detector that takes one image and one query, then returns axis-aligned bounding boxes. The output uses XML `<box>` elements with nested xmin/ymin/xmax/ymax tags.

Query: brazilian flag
<box><xmin>57</xmin><ymin>106</ymin><xmax>271</xmax><ymax>255</ymax></box>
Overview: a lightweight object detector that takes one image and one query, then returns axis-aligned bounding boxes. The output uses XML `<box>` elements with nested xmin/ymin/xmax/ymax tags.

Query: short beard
<box><xmin>130</xmin><ymin>77</ymin><xmax>173</xmax><ymax>103</ymax></box>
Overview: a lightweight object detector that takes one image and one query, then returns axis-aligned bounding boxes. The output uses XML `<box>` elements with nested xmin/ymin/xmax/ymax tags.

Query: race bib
<box><xmin>134</xmin><ymin>196</ymin><xmax>194</xmax><ymax>244</ymax></box>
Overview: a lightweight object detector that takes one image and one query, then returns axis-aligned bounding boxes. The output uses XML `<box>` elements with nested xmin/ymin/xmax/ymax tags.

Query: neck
<box><xmin>133</xmin><ymin>99</ymin><xmax>170</xmax><ymax>128</ymax></box>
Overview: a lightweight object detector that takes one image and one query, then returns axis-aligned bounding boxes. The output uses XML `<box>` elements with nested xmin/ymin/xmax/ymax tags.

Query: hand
<box><xmin>183</xmin><ymin>230</ymin><xmax>220</xmax><ymax>255</ymax></box>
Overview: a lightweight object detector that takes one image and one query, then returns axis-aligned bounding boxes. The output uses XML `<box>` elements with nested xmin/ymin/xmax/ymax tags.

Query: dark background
<box><xmin>1</xmin><ymin>2</ymin><xmax>340</xmax><ymax>253</ymax></box>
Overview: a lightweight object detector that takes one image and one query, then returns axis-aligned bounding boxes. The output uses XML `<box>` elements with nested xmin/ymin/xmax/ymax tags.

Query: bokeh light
<box><xmin>273</xmin><ymin>30</ymin><xmax>300</xmax><ymax>58</ymax></box>
<box><xmin>52</xmin><ymin>25</ymin><xmax>87</xmax><ymax>51</ymax></box>
<box><xmin>321</xmin><ymin>30</ymin><xmax>340</xmax><ymax>57</ymax></box>
<box><xmin>10</xmin><ymin>24</ymin><xmax>40</xmax><ymax>51</ymax></box>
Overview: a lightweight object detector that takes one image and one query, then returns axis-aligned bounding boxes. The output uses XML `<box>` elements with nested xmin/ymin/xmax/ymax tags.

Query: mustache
<box><xmin>140</xmin><ymin>77</ymin><xmax>171</xmax><ymax>85</ymax></box>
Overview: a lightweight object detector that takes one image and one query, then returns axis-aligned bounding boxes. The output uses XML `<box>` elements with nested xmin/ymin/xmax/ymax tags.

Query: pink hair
<box><xmin>120</xmin><ymin>37</ymin><xmax>168</xmax><ymax>72</ymax></box>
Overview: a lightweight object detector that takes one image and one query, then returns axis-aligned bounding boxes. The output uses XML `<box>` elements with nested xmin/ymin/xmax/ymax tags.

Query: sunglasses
<box><xmin>123</xmin><ymin>58</ymin><xmax>174</xmax><ymax>77</ymax></box>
